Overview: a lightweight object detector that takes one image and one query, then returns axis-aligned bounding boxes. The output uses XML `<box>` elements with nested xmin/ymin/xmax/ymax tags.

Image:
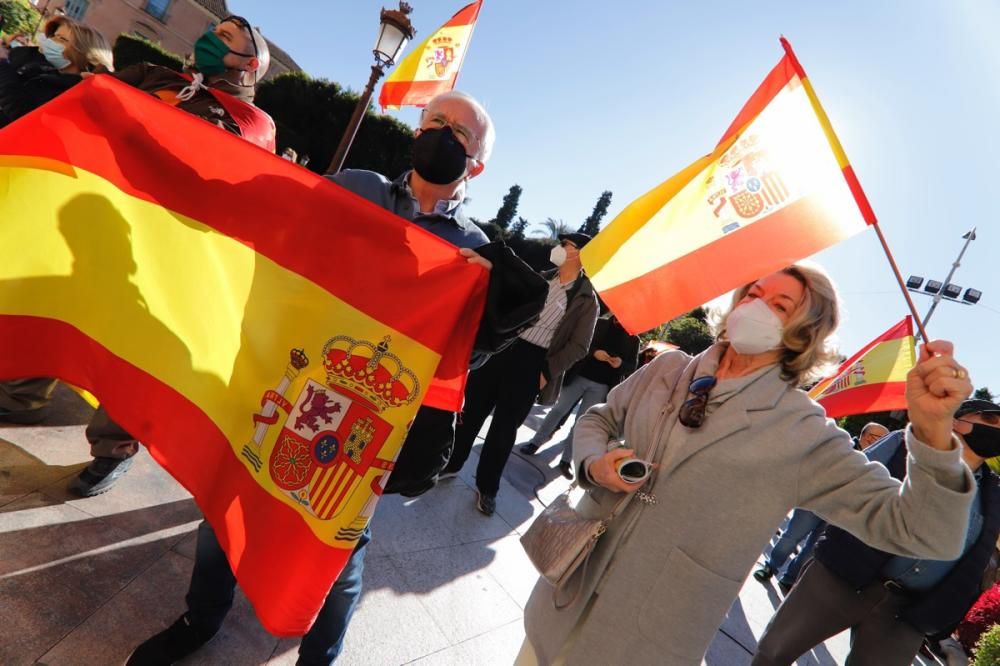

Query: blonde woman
<box><xmin>520</xmin><ymin>263</ymin><xmax>976</xmax><ymax>665</ymax></box>
<box><xmin>0</xmin><ymin>16</ymin><xmax>112</xmax><ymax>127</ymax></box>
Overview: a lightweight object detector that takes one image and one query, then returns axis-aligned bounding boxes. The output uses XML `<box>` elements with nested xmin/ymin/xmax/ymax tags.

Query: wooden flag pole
<box><xmin>872</xmin><ymin>222</ymin><xmax>930</xmax><ymax>343</ymax></box>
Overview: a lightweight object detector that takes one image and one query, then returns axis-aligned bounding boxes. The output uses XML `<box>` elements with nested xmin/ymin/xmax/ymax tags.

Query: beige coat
<box><xmin>523</xmin><ymin>345</ymin><xmax>975</xmax><ymax>665</ymax></box>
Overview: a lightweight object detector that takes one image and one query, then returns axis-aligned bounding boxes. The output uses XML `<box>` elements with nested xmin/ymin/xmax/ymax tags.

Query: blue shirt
<box><xmin>327</xmin><ymin>169</ymin><xmax>488</xmax><ymax>249</ymax></box>
<box><xmin>867</xmin><ymin>431</ymin><xmax>984</xmax><ymax>591</ymax></box>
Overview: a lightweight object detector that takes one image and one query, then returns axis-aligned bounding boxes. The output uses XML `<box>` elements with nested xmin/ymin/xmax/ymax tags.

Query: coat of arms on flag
<box><xmin>242</xmin><ymin>336</ymin><xmax>418</xmax><ymax>543</ymax></box>
<box><xmin>581</xmin><ymin>38</ymin><xmax>876</xmax><ymax>334</ymax></box>
<box><xmin>379</xmin><ymin>1</ymin><xmax>483</xmax><ymax>109</ymax></box>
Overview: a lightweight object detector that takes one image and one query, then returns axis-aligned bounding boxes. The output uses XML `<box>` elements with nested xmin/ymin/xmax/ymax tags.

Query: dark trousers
<box><xmin>384</xmin><ymin>405</ymin><xmax>456</xmax><ymax>497</ymax></box>
<box><xmin>0</xmin><ymin>381</ymin><xmax>138</xmax><ymax>459</ymax></box>
<box><xmin>86</xmin><ymin>406</ymin><xmax>139</xmax><ymax>459</ymax></box>
<box><xmin>186</xmin><ymin>520</ymin><xmax>371</xmax><ymax>665</ymax></box>
<box><xmin>448</xmin><ymin>339</ymin><xmax>547</xmax><ymax>496</ymax></box>
<box><xmin>751</xmin><ymin>560</ymin><xmax>924</xmax><ymax>666</ymax></box>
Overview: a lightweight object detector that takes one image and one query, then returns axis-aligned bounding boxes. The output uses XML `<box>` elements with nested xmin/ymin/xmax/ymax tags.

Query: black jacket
<box><xmin>815</xmin><ymin>436</ymin><xmax>1000</xmax><ymax>635</ymax></box>
<box><xmin>0</xmin><ymin>47</ymin><xmax>81</xmax><ymax>128</ymax></box>
<box><xmin>572</xmin><ymin>316</ymin><xmax>640</xmax><ymax>387</ymax></box>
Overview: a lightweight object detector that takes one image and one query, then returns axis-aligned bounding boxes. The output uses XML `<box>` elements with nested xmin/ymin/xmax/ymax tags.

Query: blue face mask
<box><xmin>39</xmin><ymin>35</ymin><xmax>71</xmax><ymax>70</ymax></box>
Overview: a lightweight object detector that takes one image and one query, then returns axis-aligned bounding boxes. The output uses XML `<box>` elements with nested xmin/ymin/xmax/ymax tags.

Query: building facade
<box><xmin>31</xmin><ymin>0</ymin><xmax>300</xmax><ymax>80</ymax></box>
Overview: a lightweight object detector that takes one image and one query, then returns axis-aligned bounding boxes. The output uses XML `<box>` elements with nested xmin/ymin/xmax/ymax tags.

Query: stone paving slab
<box><xmin>0</xmin><ymin>399</ymin><xmax>952</xmax><ymax>665</ymax></box>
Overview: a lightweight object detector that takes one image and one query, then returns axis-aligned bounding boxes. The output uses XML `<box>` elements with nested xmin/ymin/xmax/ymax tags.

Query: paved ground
<box><xmin>0</xmin><ymin>386</ymin><xmax>952</xmax><ymax>664</ymax></box>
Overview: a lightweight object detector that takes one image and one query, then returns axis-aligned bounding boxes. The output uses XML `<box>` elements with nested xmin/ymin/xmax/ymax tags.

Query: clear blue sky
<box><xmin>233</xmin><ymin>0</ymin><xmax>999</xmax><ymax>394</ymax></box>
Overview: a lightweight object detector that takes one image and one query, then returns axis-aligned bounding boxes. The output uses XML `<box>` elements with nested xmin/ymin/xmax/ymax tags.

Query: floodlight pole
<box><xmin>916</xmin><ymin>227</ymin><xmax>976</xmax><ymax>342</ymax></box>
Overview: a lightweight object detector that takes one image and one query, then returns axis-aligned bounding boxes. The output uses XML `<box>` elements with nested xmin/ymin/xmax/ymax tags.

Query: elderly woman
<box><xmin>519</xmin><ymin>263</ymin><xmax>975</xmax><ymax>665</ymax></box>
<box><xmin>0</xmin><ymin>16</ymin><xmax>112</xmax><ymax>127</ymax></box>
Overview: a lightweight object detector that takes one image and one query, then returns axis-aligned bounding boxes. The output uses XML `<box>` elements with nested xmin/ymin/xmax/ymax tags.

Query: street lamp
<box><xmin>326</xmin><ymin>3</ymin><xmax>415</xmax><ymax>175</ymax></box>
<box><xmin>905</xmin><ymin>227</ymin><xmax>981</xmax><ymax>340</ymax></box>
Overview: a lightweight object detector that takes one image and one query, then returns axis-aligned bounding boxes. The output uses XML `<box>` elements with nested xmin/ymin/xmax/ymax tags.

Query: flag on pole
<box><xmin>378</xmin><ymin>1</ymin><xmax>483</xmax><ymax>110</ymax></box>
<box><xmin>581</xmin><ymin>38</ymin><xmax>876</xmax><ymax>334</ymax></box>
<box><xmin>808</xmin><ymin>317</ymin><xmax>915</xmax><ymax>418</ymax></box>
<box><xmin>0</xmin><ymin>76</ymin><xmax>487</xmax><ymax>634</ymax></box>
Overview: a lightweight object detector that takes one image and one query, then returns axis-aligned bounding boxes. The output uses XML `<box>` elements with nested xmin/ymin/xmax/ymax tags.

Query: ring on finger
<box><xmin>955</xmin><ymin>368</ymin><xmax>967</xmax><ymax>380</ymax></box>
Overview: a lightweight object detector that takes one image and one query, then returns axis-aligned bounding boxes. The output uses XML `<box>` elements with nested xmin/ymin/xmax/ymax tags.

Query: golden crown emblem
<box><xmin>321</xmin><ymin>335</ymin><xmax>419</xmax><ymax>412</ymax></box>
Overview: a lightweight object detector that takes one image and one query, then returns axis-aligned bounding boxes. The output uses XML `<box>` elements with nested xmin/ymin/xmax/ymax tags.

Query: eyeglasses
<box><xmin>678</xmin><ymin>375</ymin><xmax>717</xmax><ymax>428</ymax></box>
<box><xmin>221</xmin><ymin>15</ymin><xmax>259</xmax><ymax>83</ymax></box>
<box><xmin>422</xmin><ymin>112</ymin><xmax>479</xmax><ymax>155</ymax></box>
<box><xmin>961</xmin><ymin>413</ymin><xmax>1000</xmax><ymax>426</ymax></box>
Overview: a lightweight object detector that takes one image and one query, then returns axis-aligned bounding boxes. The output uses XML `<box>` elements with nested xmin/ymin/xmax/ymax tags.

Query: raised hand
<box><xmin>906</xmin><ymin>340</ymin><xmax>972</xmax><ymax>450</ymax></box>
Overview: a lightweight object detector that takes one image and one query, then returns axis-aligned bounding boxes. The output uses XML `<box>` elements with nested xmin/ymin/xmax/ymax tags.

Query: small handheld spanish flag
<box><xmin>379</xmin><ymin>1</ymin><xmax>483</xmax><ymax>110</ymax></box>
<box><xmin>581</xmin><ymin>38</ymin><xmax>875</xmax><ymax>334</ymax></box>
<box><xmin>809</xmin><ymin>317</ymin><xmax>916</xmax><ymax>418</ymax></box>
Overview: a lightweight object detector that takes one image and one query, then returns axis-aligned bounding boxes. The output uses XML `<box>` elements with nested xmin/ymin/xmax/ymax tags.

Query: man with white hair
<box><xmin>129</xmin><ymin>90</ymin><xmax>495</xmax><ymax>665</ymax></box>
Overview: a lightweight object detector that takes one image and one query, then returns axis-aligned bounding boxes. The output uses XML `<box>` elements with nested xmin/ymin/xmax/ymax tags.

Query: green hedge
<box><xmin>112</xmin><ymin>34</ymin><xmax>184</xmax><ymax>72</ymax></box>
<box><xmin>254</xmin><ymin>71</ymin><xmax>415</xmax><ymax>177</ymax></box>
<box><xmin>0</xmin><ymin>0</ymin><xmax>40</xmax><ymax>38</ymax></box>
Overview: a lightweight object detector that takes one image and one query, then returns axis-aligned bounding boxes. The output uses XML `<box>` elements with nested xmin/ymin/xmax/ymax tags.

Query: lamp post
<box><xmin>905</xmin><ymin>228</ymin><xmax>980</xmax><ymax>341</ymax></box>
<box><xmin>326</xmin><ymin>2</ymin><xmax>415</xmax><ymax>175</ymax></box>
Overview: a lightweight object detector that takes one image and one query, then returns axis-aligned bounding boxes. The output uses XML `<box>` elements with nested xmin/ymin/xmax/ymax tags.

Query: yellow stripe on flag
<box><xmin>0</xmin><ymin>162</ymin><xmax>440</xmax><ymax>543</ymax></box>
<box><xmin>809</xmin><ymin>335</ymin><xmax>915</xmax><ymax>401</ymax></box>
<box><xmin>585</xmin><ymin>76</ymin><xmax>863</xmax><ymax>294</ymax></box>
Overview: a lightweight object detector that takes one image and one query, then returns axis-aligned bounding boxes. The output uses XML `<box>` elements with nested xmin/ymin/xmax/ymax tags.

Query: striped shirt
<box><xmin>519</xmin><ymin>276</ymin><xmax>576</xmax><ymax>349</ymax></box>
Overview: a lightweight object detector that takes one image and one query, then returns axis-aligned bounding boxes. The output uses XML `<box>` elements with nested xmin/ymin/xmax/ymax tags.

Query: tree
<box><xmin>639</xmin><ymin>309</ymin><xmax>713</xmax><ymax>355</ymax></box>
<box><xmin>489</xmin><ymin>184</ymin><xmax>522</xmax><ymax>230</ymax></box>
<box><xmin>975</xmin><ymin>387</ymin><xmax>995</xmax><ymax>402</ymax></box>
<box><xmin>0</xmin><ymin>0</ymin><xmax>40</xmax><ymax>39</ymax></box>
<box><xmin>113</xmin><ymin>34</ymin><xmax>185</xmax><ymax>72</ymax></box>
<box><xmin>578</xmin><ymin>190</ymin><xmax>613</xmax><ymax>236</ymax></box>
<box><xmin>665</xmin><ymin>315</ymin><xmax>713</xmax><ymax>355</ymax></box>
<box><xmin>509</xmin><ymin>216</ymin><xmax>529</xmax><ymax>239</ymax></box>
<box><xmin>254</xmin><ymin>72</ymin><xmax>414</xmax><ymax>178</ymax></box>
<box><xmin>534</xmin><ymin>217</ymin><xmax>572</xmax><ymax>239</ymax></box>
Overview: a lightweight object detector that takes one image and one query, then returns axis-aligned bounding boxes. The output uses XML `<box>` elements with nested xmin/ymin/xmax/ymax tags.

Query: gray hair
<box><xmin>423</xmin><ymin>90</ymin><xmax>495</xmax><ymax>162</ymax></box>
<box><xmin>715</xmin><ymin>261</ymin><xmax>842</xmax><ymax>386</ymax></box>
<box><xmin>861</xmin><ymin>422</ymin><xmax>890</xmax><ymax>437</ymax></box>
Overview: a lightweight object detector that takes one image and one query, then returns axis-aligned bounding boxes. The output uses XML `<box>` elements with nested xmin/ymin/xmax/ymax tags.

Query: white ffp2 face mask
<box><xmin>549</xmin><ymin>245</ymin><xmax>567</xmax><ymax>266</ymax></box>
<box><xmin>725</xmin><ymin>298</ymin><xmax>784</xmax><ymax>355</ymax></box>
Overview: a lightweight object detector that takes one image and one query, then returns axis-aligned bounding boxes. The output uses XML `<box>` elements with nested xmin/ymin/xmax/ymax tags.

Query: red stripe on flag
<box><xmin>380</xmin><ymin>77</ymin><xmax>459</xmax><ymax>108</ymax></box>
<box><xmin>718</xmin><ymin>54</ymin><xmax>797</xmax><ymax>146</ymax></box>
<box><xmin>447</xmin><ymin>0</ymin><xmax>483</xmax><ymax>25</ymax></box>
<box><xmin>816</xmin><ymin>317</ymin><xmax>912</xmax><ymax>390</ymax></box>
<box><xmin>0</xmin><ymin>77</ymin><xmax>486</xmax><ymax>410</ymax></box>
<box><xmin>0</xmin><ymin>314</ymin><xmax>350</xmax><ymax>634</ymax></box>
<box><xmin>779</xmin><ymin>37</ymin><xmax>808</xmax><ymax>79</ymax></box>
<box><xmin>599</xmin><ymin>196</ymin><xmax>858</xmax><ymax>334</ymax></box>
<box><xmin>816</xmin><ymin>381</ymin><xmax>908</xmax><ymax>418</ymax></box>
<box><xmin>842</xmin><ymin>165</ymin><xmax>877</xmax><ymax>225</ymax></box>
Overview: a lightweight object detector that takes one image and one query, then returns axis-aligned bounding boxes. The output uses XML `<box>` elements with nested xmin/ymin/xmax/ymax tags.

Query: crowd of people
<box><xmin>2</xmin><ymin>10</ymin><xmax>997</xmax><ymax>666</ymax></box>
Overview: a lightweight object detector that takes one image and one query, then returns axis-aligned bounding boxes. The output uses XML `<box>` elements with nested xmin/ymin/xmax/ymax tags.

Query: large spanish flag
<box><xmin>378</xmin><ymin>1</ymin><xmax>483</xmax><ymax>110</ymax></box>
<box><xmin>809</xmin><ymin>317</ymin><xmax>915</xmax><ymax>418</ymax></box>
<box><xmin>582</xmin><ymin>38</ymin><xmax>875</xmax><ymax>334</ymax></box>
<box><xmin>0</xmin><ymin>76</ymin><xmax>487</xmax><ymax>634</ymax></box>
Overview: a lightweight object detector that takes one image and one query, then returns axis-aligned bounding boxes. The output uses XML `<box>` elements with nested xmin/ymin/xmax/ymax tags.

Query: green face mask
<box><xmin>193</xmin><ymin>30</ymin><xmax>231</xmax><ymax>76</ymax></box>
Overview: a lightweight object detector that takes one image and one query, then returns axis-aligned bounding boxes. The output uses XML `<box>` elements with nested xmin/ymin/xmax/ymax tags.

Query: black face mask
<box><xmin>411</xmin><ymin>126</ymin><xmax>471</xmax><ymax>185</ymax></box>
<box><xmin>960</xmin><ymin>420</ymin><xmax>1000</xmax><ymax>458</ymax></box>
